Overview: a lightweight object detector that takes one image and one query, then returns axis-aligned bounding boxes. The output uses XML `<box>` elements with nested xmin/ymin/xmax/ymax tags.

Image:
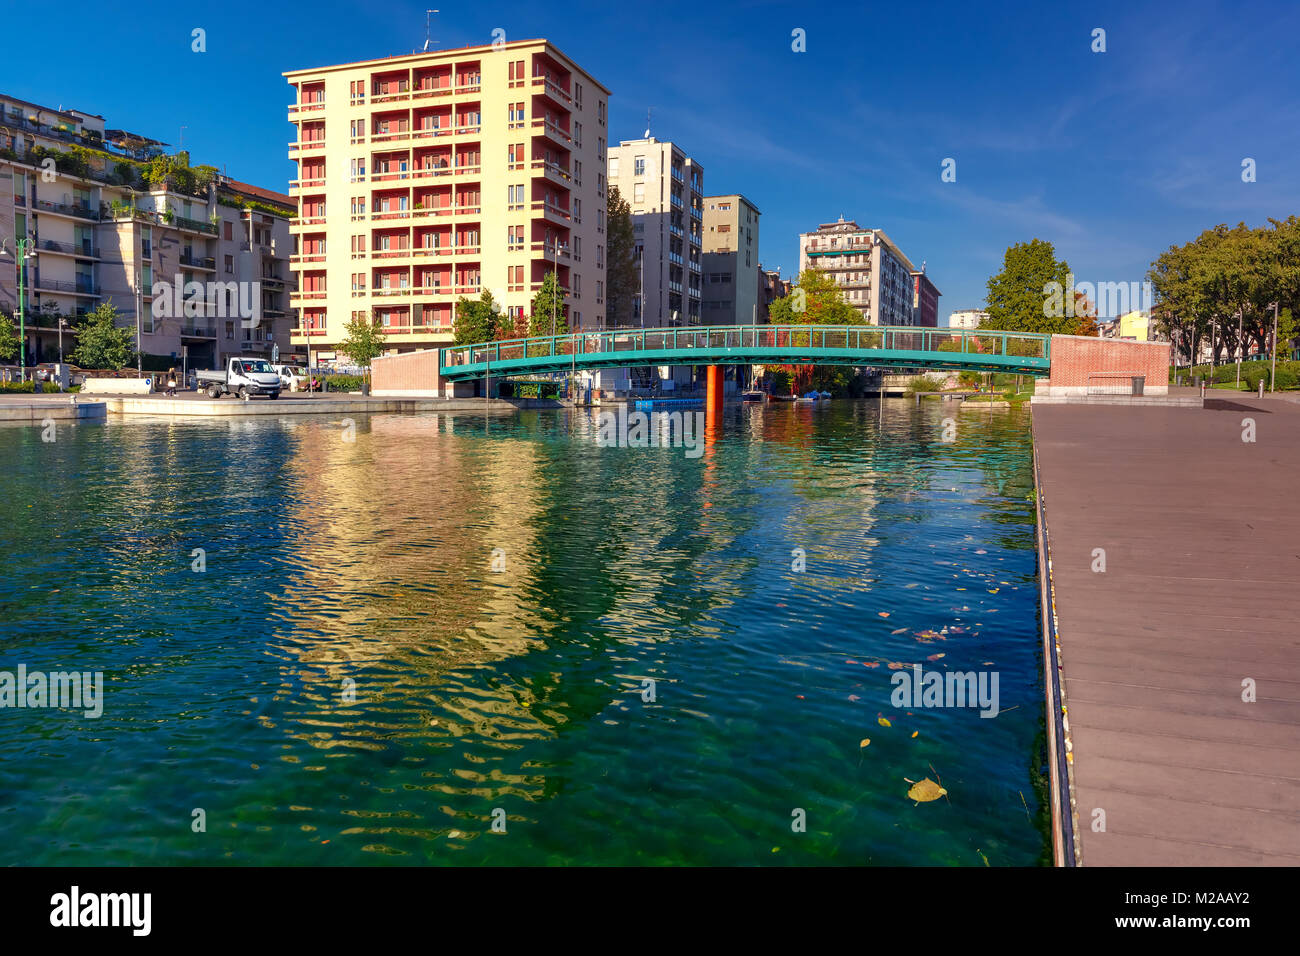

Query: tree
<box><xmin>606</xmin><ymin>186</ymin><xmax>637</xmax><ymax>327</ymax></box>
<box><xmin>70</xmin><ymin>302</ymin><xmax>136</xmax><ymax>370</ymax></box>
<box><xmin>768</xmin><ymin>268</ymin><xmax>863</xmax><ymax>326</ymax></box>
<box><xmin>766</xmin><ymin>268</ymin><xmax>863</xmax><ymax>394</ymax></box>
<box><xmin>338</xmin><ymin>312</ymin><xmax>387</xmax><ymax>374</ymax></box>
<box><xmin>0</xmin><ymin>312</ymin><xmax>19</xmax><ymax>362</ymax></box>
<box><xmin>453</xmin><ymin>290</ymin><xmax>506</xmax><ymax>345</ymax></box>
<box><xmin>528</xmin><ymin>271</ymin><xmax>568</xmax><ymax>336</ymax></box>
<box><xmin>982</xmin><ymin>239</ymin><xmax>1091</xmax><ymax>335</ymax></box>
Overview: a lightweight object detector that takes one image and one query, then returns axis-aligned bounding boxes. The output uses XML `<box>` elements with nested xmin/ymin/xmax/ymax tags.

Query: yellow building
<box><xmin>284</xmin><ymin>41</ymin><xmax>610</xmax><ymax>363</ymax></box>
<box><xmin>1116</xmin><ymin>309</ymin><xmax>1155</xmax><ymax>341</ymax></box>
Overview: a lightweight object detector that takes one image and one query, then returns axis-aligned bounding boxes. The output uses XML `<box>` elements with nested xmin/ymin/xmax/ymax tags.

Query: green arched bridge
<box><xmin>438</xmin><ymin>325</ymin><xmax>1052</xmax><ymax>381</ymax></box>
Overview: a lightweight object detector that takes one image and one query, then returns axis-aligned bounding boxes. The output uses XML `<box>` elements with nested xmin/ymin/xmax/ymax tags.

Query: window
<box><xmin>573</xmin><ymin>121</ymin><xmax>582</xmax><ymax>146</ymax></box>
<box><xmin>508</xmin><ymin>184</ymin><xmax>525</xmax><ymax>210</ymax></box>
<box><xmin>508</xmin><ymin>225</ymin><xmax>524</xmax><ymax>248</ymax></box>
<box><xmin>224</xmin><ymin>254</ymin><xmax>233</xmax><ymax>274</ymax></box>
<box><xmin>508</xmin><ymin>142</ymin><xmax>524</xmax><ymax>166</ymax></box>
<box><xmin>223</xmin><ymin>221</ymin><xmax>233</xmax><ymax>240</ymax></box>
<box><xmin>634</xmin><ymin>183</ymin><xmax>645</xmax><ymax>203</ymax></box>
<box><xmin>574</xmin><ymin>82</ymin><xmax>583</xmax><ymax>108</ymax></box>
<box><xmin>634</xmin><ymin>156</ymin><xmax>646</xmax><ymax>176</ymax></box>
<box><xmin>597</xmin><ymin>245</ymin><xmax>604</xmax><ymax>268</ymax></box>
<box><xmin>597</xmin><ymin>136</ymin><xmax>604</xmax><ymax>161</ymax></box>
<box><xmin>574</xmin><ymin>160</ymin><xmax>582</xmax><ymax>182</ymax></box>
<box><xmin>225</xmin><ymin>321</ymin><xmax>235</xmax><ymax>340</ymax></box>
<box><xmin>609</xmin><ymin>156</ymin><xmax>619</xmax><ymax>177</ymax></box>
<box><xmin>598</xmin><ymin>101</ymin><xmax>606</xmax><ymax>125</ymax></box>
<box><xmin>508</xmin><ymin>59</ymin><xmax>525</xmax><ymax>87</ymax></box>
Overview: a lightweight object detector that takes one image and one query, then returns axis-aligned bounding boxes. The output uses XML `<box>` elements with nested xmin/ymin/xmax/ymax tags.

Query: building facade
<box><xmin>284</xmin><ymin>41</ymin><xmax>610</xmax><ymax>364</ymax></box>
<box><xmin>946</xmin><ymin>309</ymin><xmax>988</xmax><ymax>330</ymax></box>
<box><xmin>606</xmin><ymin>137</ymin><xmax>702</xmax><ymax>328</ymax></box>
<box><xmin>797</xmin><ymin>218</ymin><xmax>915</xmax><ymax>325</ymax></box>
<box><xmin>700</xmin><ymin>194</ymin><xmax>759</xmax><ymax>326</ymax></box>
<box><xmin>758</xmin><ymin>266</ymin><xmax>791</xmax><ymax>324</ymax></box>
<box><xmin>1</xmin><ymin>92</ymin><xmax>296</xmax><ymax>371</ymax></box>
<box><xmin>910</xmin><ymin>267</ymin><xmax>940</xmax><ymax>327</ymax></box>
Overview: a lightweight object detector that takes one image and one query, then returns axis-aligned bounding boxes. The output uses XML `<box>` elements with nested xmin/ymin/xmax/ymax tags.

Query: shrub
<box><xmin>321</xmin><ymin>374</ymin><xmax>365</xmax><ymax>391</ymax></box>
<box><xmin>0</xmin><ymin>380</ymin><xmax>37</xmax><ymax>393</ymax></box>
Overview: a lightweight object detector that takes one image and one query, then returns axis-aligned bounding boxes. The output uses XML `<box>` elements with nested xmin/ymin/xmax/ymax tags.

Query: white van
<box><xmin>272</xmin><ymin>364</ymin><xmax>309</xmax><ymax>391</ymax></box>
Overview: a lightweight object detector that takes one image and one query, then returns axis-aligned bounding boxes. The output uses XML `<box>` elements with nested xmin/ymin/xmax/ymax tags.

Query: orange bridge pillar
<box><xmin>706</xmin><ymin>365</ymin><xmax>723</xmax><ymax>417</ymax></box>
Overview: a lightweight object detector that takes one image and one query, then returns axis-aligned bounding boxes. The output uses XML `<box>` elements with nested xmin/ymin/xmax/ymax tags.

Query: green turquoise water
<box><xmin>0</xmin><ymin>402</ymin><xmax>1048</xmax><ymax>865</ymax></box>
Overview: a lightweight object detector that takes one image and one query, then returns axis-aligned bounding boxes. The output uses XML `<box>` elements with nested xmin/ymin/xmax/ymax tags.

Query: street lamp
<box><xmin>6</xmin><ymin>238</ymin><xmax>37</xmax><ymax>381</ymax></box>
<box><xmin>58</xmin><ymin>317</ymin><xmax>68</xmax><ymax>365</ymax></box>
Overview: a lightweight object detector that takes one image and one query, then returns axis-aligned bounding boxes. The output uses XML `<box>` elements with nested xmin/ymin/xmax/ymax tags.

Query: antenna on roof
<box><xmin>645</xmin><ymin>107</ymin><xmax>652</xmax><ymax>139</ymax></box>
<box><xmin>423</xmin><ymin>9</ymin><xmax>439</xmax><ymax>52</ymax></box>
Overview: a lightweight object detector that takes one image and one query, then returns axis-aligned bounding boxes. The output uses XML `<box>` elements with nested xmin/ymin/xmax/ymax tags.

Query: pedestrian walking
<box><xmin>166</xmin><ymin>368</ymin><xmax>177</xmax><ymax>398</ymax></box>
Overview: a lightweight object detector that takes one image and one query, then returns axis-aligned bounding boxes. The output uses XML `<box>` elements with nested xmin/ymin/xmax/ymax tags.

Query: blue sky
<box><xmin>7</xmin><ymin>0</ymin><xmax>1298</xmax><ymax>318</ymax></box>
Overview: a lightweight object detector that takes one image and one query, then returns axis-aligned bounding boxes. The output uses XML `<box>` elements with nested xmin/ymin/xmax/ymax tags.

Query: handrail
<box><xmin>439</xmin><ymin>324</ymin><xmax>1052</xmax><ymax>370</ymax></box>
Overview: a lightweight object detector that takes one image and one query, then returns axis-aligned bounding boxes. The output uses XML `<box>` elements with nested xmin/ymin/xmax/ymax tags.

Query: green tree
<box><xmin>528</xmin><ymin>271</ymin><xmax>568</xmax><ymax>336</ymax></box>
<box><xmin>453</xmin><ymin>290</ymin><xmax>507</xmax><ymax>345</ymax></box>
<box><xmin>768</xmin><ymin>268</ymin><xmax>862</xmax><ymax>326</ymax></box>
<box><xmin>982</xmin><ymin>239</ymin><xmax>1092</xmax><ymax>335</ymax></box>
<box><xmin>605</xmin><ymin>186</ymin><xmax>638</xmax><ymax>327</ymax></box>
<box><xmin>338</xmin><ymin>312</ymin><xmax>387</xmax><ymax>374</ymax></box>
<box><xmin>0</xmin><ymin>311</ymin><xmax>19</xmax><ymax>361</ymax></box>
<box><xmin>71</xmin><ymin>302</ymin><xmax>136</xmax><ymax>370</ymax></box>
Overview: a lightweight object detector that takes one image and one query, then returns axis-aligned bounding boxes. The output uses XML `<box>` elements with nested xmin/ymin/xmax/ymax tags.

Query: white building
<box><xmin>946</xmin><ymin>309</ymin><xmax>988</xmax><ymax>330</ymax></box>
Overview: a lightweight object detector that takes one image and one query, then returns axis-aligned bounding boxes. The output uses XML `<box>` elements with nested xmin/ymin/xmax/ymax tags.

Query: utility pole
<box><xmin>1271</xmin><ymin>301</ymin><xmax>1279</xmax><ymax>393</ymax></box>
<box><xmin>134</xmin><ymin>267</ymin><xmax>143</xmax><ymax>374</ymax></box>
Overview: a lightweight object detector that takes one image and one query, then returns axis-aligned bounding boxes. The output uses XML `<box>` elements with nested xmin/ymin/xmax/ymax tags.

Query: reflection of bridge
<box><xmin>439</xmin><ymin>324</ymin><xmax>1053</xmax><ymax>382</ymax></box>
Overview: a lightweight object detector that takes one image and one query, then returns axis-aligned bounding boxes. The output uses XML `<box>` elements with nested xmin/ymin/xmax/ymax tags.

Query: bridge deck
<box><xmin>438</xmin><ymin>324</ymin><xmax>1051</xmax><ymax>381</ymax></box>
<box><xmin>1033</xmin><ymin>395</ymin><xmax>1300</xmax><ymax>865</ymax></box>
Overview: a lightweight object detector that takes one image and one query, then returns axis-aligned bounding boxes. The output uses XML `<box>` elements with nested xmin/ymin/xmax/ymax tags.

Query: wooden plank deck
<box><xmin>1033</xmin><ymin>395</ymin><xmax>1300</xmax><ymax>865</ymax></box>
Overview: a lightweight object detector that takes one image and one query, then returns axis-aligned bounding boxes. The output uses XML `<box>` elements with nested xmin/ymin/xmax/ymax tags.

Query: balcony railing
<box><xmin>179</xmin><ymin>253</ymin><xmax>216</xmax><ymax>270</ymax></box>
<box><xmin>34</xmin><ymin>199</ymin><xmax>99</xmax><ymax>221</ymax></box>
<box><xmin>38</xmin><ymin>238</ymin><xmax>97</xmax><ymax>258</ymax></box>
<box><xmin>34</xmin><ymin>277</ymin><xmax>99</xmax><ymax>295</ymax></box>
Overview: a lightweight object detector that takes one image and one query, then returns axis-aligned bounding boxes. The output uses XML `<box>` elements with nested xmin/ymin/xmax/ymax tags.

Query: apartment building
<box><xmin>758</xmin><ymin>266</ymin><xmax>792</xmax><ymax>324</ymax></box>
<box><xmin>797</xmin><ymin>218</ymin><xmax>916</xmax><ymax>326</ymax></box>
<box><xmin>606</xmin><ymin>137</ymin><xmax>702</xmax><ymax>328</ymax></box>
<box><xmin>284</xmin><ymin>41</ymin><xmax>609</xmax><ymax>363</ymax></box>
<box><xmin>910</xmin><ymin>266</ymin><xmax>941</xmax><ymax>327</ymax></box>
<box><xmin>947</xmin><ymin>308</ymin><xmax>988</xmax><ymax>329</ymax></box>
<box><xmin>0</xmin><ymin>93</ymin><xmax>297</xmax><ymax>370</ymax></box>
<box><xmin>700</xmin><ymin>194</ymin><xmax>760</xmax><ymax>326</ymax></box>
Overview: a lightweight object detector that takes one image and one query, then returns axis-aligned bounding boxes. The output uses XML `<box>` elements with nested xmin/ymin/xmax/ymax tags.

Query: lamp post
<box><xmin>14</xmin><ymin>237</ymin><xmax>35</xmax><ymax>381</ymax></box>
<box><xmin>58</xmin><ymin>317</ymin><xmax>67</xmax><ymax>364</ymax></box>
<box><xmin>133</xmin><ymin>267</ymin><xmax>143</xmax><ymax>375</ymax></box>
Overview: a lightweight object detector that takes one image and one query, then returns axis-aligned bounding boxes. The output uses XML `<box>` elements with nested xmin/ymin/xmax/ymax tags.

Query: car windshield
<box><xmin>243</xmin><ymin>360</ymin><xmax>273</xmax><ymax>373</ymax></box>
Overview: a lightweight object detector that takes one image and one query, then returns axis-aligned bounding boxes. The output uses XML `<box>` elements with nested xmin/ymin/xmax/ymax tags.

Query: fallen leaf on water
<box><xmin>911</xmin><ymin>731</ymin><xmax>920</xmax><ymax>738</ymax></box>
<box><xmin>988</xmin><ymin>588</ymin><xmax>999</xmax><ymax>594</ymax></box>
<box><xmin>846</xmin><ymin>659</ymin><xmax>858</xmax><ymax>664</ymax></box>
<box><xmin>906</xmin><ymin>778</ymin><xmax>947</xmax><ymax>804</ymax></box>
<box><xmin>976</xmin><ymin>848</ymin><xmax>989</xmax><ymax>866</ymax></box>
<box><xmin>877</xmin><ymin>717</ymin><xmax>892</xmax><ymax>727</ymax></box>
<box><xmin>859</xmin><ymin>738</ymin><xmax>871</xmax><ymax>748</ymax></box>
<box><xmin>848</xmin><ymin>694</ymin><xmax>860</xmax><ymax>701</ymax></box>
<box><xmin>891</xmin><ymin>627</ymin><xmax>907</xmax><ymax>635</ymax></box>
<box><xmin>887</xmin><ymin>662</ymin><xmax>906</xmax><ymax>670</ymax></box>
<box><xmin>927</xmin><ymin>653</ymin><xmax>946</xmax><ymax>661</ymax></box>
<box><xmin>878</xmin><ymin>612</ymin><xmax>891</xmax><ymax>618</ymax></box>
<box><xmin>863</xmin><ymin>662</ymin><xmax>880</xmax><ymax>669</ymax></box>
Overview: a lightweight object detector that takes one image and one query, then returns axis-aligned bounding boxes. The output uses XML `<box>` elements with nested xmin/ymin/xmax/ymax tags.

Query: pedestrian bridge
<box><xmin>438</xmin><ymin>324</ymin><xmax>1052</xmax><ymax>381</ymax></box>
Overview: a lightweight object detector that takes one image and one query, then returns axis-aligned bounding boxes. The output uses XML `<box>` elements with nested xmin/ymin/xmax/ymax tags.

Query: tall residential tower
<box><xmin>284</xmin><ymin>41</ymin><xmax>610</xmax><ymax>363</ymax></box>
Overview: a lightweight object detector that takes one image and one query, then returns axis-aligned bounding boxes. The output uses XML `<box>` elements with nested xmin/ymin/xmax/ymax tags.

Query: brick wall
<box><xmin>371</xmin><ymin>349</ymin><xmax>444</xmax><ymax>396</ymax></box>
<box><xmin>1046</xmin><ymin>335</ymin><xmax>1170</xmax><ymax>395</ymax></box>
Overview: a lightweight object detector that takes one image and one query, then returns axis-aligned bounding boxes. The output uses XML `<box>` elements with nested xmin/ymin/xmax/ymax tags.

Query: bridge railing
<box><xmin>440</xmin><ymin>325</ymin><xmax>1052</xmax><ymax>369</ymax></box>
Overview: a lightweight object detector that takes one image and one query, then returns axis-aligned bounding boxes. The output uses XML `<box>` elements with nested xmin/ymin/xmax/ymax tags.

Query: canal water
<box><xmin>0</xmin><ymin>402</ymin><xmax>1048</xmax><ymax>865</ymax></box>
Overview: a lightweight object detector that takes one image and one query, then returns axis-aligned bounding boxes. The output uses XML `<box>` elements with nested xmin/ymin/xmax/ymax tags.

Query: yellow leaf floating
<box><xmin>911</xmin><ymin>731</ymin><xmax>919</xmax><ymax>738</ymax></box>
<box><xmin>878</xmin><ymin>717</ymin><xmax>892</xmax><ymax>728</ymax></box>
<box><xmin>859</xmin><ymin>738</ymin><xmax>871</xmax><ymax>748</ymax></box>
<box><xmin>906</xmin><ymin>777</ymin><xmax>947</xmax><ymax>804</ymax></box>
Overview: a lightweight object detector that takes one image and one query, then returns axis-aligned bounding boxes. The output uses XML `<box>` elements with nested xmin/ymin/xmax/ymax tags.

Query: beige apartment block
<box><xmin>797</xmin><ymin>218</ymin><xmax>916</xmax><ymax>326</ymax></box>
<box><xmin>701</xmin><ymin>194</ymin><xmax>760</xmax><ymax>326</ymax></box>
<box><xmin>284</xmin><ymin>40</ymin><xmax>610</xmax><ymax>363</ymax></box>
<box><xmin>0</xmin><ymin>92</ymin><xmax>297</xmax><ymax>371</ymax></box>
<box><xmin>606</xmin><ymin>137</ymin><xmax>702</xmax><ymax>328</ymax></box>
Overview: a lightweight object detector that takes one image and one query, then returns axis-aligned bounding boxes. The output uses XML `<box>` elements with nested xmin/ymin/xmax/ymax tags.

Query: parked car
<box><xmin>272</xmin><ymin>364</ymin><xmax>309</xmax><ymax>391</ymax></box>
<box><xmin>195</xmin><ymin>357</ymin><xmax>282</xmax><ymax>400</ymax></box>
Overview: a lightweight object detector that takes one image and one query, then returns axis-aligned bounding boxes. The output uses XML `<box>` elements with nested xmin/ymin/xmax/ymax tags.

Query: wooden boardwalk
<box><xmin>1033</xmin><ymin>395</ymin><xmax>1300</xmax><ymax>865</ymax></box>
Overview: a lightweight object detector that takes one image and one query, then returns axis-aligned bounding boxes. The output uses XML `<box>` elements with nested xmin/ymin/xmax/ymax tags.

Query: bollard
<box><xmin>1259</xmin><ymin>380</ymin><xmax>1265</xmax><ymax>398</ymax></box>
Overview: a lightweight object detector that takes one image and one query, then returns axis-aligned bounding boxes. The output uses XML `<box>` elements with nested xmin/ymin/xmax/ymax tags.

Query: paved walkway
<box><xmin>1034</xmin><ymin>396</ymin><xmax>1300</xmax><ymax>865</ymax></box>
